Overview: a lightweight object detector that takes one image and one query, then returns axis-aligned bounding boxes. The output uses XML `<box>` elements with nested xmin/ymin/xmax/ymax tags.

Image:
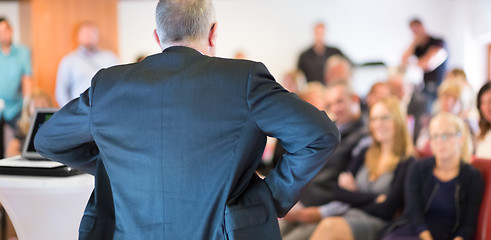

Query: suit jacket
<box><xmin>34</xmin><ymin>46</ymin><xmax>339</xmax><ymax>240</ymax></box>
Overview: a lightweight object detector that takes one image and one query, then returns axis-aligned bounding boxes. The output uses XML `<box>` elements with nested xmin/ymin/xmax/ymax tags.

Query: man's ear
<box><xmin>154</xmin><ymin>29</ymin><xmax>162</xmax><ymax>50</ymax></box>
<box><xmin>208</xmin><ymin>23</ymin><xmax>217</xmax><ymax>48</ymax></box>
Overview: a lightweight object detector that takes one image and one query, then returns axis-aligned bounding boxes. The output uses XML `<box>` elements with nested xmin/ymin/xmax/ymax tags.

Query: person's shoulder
<box><xmin>59</xmin><ymin>49</ymin><xmax>80</xmax><ymax>62</ymax></box>
<box><xmin>411</xmin><ymin>157</ymin><xmax>435</xmax><ymax>170</ymax></box>
<box><xmin>12</xmin><ymin>44</ymin><xmax>29</xmax><ymax>53</ymax></box>
<box><xmin>299</xmin><ymin>46</ymin><xmax>314</xmax><ymax>57</ymax></box>
<box><xmin>207</xmin><ymin>56</ymin><xmax>260</xmax><ymax>70</ymax></box>
<box><xmin>429</xmin><ymin>36</ymin><xmax>446</xmax><ymax>46</ymax></box>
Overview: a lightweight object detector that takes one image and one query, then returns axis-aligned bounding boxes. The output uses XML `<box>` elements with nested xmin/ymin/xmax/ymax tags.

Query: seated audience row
<box><xmin>271</xmin><ymin>68</ymin><xmax>489</xmax><ymax>239</ymax></box>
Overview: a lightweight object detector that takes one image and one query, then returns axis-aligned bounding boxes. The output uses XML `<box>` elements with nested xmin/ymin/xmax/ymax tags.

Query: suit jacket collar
<box><xmin>162</xmin><ymin>46</ymin><xmax>204</xmax><ymax>56</ymax></box>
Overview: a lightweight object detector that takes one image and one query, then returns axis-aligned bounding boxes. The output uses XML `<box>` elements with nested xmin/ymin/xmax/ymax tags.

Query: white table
<box><xmin>0</xmin><ymin>159</ymin><xmax>94</xmax><ymax>240</ymax></box>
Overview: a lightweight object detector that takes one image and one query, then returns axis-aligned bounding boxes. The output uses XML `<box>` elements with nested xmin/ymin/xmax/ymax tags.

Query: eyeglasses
<box><xmin>429</xmin><ymin>132</ymin><xmax>461</xmax><ymax>141</ymax></box>
<box><xmin>369</xmin><ymin>115</ymin><xmax>392</xmax><ymax>122</ymax></box>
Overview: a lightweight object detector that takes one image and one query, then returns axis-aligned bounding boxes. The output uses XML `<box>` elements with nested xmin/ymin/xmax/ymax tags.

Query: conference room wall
<box><xmin>119</xmin><ymin>0</ymin><xmax>491</xmax><ymax>92</ymax></box>
<box><xmin>1</xmin><ymin>0</ymin><xmax>491</xmax><ymax>93</ymax></box>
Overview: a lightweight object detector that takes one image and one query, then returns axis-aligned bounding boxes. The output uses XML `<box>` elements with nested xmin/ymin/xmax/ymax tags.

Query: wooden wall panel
<box><xmin>19</xmin><ymin>0</ymin><xmax>118</xmax><ymax>106</ymax></box>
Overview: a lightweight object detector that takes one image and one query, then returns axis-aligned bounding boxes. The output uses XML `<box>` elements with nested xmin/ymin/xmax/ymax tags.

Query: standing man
<box><xmin>402</xmin><ymin>18</ymin><xmax>447</xmax><ymax>102</ymax></box>
<box><xmin>0</xmin><ymin>17</ymin><xmax>32</xmax><ymax>158</ymax></box>
<box><xmin>55</xmin><ymin>22</ymin><xmax>119</xmax><ymax>107</ymax></box>
<box><xmin>298</xmin><ymin>22</ymin><xmax>347</xmax><ymax>84</ymax></box>
<box><xmin>34</xmin><ymin>1</ymin><xmax>340</xmax><ymax>239</ymax></box>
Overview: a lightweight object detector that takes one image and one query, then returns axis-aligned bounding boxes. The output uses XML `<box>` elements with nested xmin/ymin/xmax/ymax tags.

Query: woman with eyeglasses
<box><xmin>308</xmin><ymin>96</ymin><xmax>414</xmax><ymax>240</ymax></box>
<box><xmin>383</xmin><ymin>112</ymin><xmax>483</xmax><ymax>240</ymax></box>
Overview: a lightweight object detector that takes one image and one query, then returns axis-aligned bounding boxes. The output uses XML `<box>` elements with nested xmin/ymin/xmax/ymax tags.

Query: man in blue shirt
<box><xmin>0</xmin><ymin>17</ymin><xmax>32</xmax><ymax>157</ymax></box>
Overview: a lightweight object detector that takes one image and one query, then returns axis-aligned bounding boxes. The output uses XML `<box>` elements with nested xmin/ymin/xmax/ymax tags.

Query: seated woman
<box><xmin>476</xmin><ymin>81</ymin><xmax>491</xmax><ymax>159</ymax></box>
<box><xmin>383</xmin><ymin>112</ymin><xmax>484</xmax><ymax>240</ymax></box>
<box><xmin>6</xmin><ymin>90</ymin><xmax>53</xmax><ymax>157</ymax></box>
<box><xmin>416</xmin><ymin>79</ymin><xmax>476</xmax><ymax>158</ymax></box>
<box><xmin>308</xmin><ymin>96</ymin><xmax>414</xmax><ymax>240</ymax></box>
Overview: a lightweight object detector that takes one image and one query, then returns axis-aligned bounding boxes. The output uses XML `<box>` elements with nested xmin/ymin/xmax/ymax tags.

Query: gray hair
<box><xmin>155</xmin><ymin>0</ymin><xmax>216</xmax><ymax>46</ymax></box>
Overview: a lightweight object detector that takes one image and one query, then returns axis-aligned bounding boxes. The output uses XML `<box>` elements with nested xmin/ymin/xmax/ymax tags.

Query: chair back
<box><xmin>471</xmin><ymin>157</ymin><xmax>491</xmax><ymax>240</ymax></box>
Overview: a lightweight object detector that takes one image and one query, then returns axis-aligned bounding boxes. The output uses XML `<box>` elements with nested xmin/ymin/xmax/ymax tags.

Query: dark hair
<box><xmin>0</xmin><ymin>17</ymin><xmax>8</xmax><ymax>24</ymax></box>
<box><xmin>477</xmin><ymin>81</ymin><xmax>491</xmax><ymax>140</ymax></box>
<box><xmin>409</xmin><ymin>18</ymin><xmax>422</xmax><ymax>26</ymax></box>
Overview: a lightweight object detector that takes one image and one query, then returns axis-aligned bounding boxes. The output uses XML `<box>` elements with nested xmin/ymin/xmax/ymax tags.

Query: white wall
<box><xmin>2</xmin><ymin>0</ymin><xmax>491</xmax><ymax>92</ymax></box>
<box><xmin>117</xmin><ymin>0</ymin><xmax>491</xmax><ymax>92</ymax></box>
<box><xmin>0</xmin><ymin>2</ymin><xmax>21</xmax><ymax>44</ymax></box>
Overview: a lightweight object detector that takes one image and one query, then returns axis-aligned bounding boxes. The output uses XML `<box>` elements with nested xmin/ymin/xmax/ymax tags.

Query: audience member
<box><xmin>476</xmin><ymin>81</ymin><xmax>491</xmax><ymax>159</ymax></box>
<box><xmin>34</xmin><ymin>0</ymin><xmax>340</xmax><ymax>239</ymax></box>
<box><xmin>383</xmin><ymin>112</ymin><xmax>483</xmax><ymax>240</ymax></box>
<box><xmin>387</xmin><ymin>66</ymin><xmax>430</xmax><ymax>143</ymax></box>
<box><xmin>6</xmin><ymin>90</ymin><xmax>53</xmax><ymax>157</ymax></box>
<box><xmin>365</xmin><ymin>82</ymin><xmax>391</xmax><ymax>109</ymax></box>
<box><xmin>55</xmin><ymin>21</ymin><xmax>119</xmax><ymax>107</ymax></box>
<box><xmin>233</xmin><ymin>50</ymin><xmax>246</xmax><ymax>59</ymax></box>
<box><xmin>298</xmin><ymin>22</ymin><xmax>347</xmax><ymax>83</ymax></box>
<box><xmin>280</xmin><ymin>81</ymin><xmax>369</xmax><ymax>240</ymax></box>
<box><xmin>0</xmin><ymin>17</ymin><xmax>32</xmax><ymax>158</ymax></box>
<box><xmin>309</xmin><ymin>96</ymin><xmax>414</xmax><ymax>240</ymax></box>
<box><xmin>415</xmin><ymin>79</ymin><xmax>472</xmax><ymax>158</ymax></box>
<box><xmin>323</xmin><ymin>54</ymin><xmax>352</xmax><ymax>84</ymax></box>
<box><xmin>280</xmin><ymin>70</ymin><xmax>306</xmax><ymax>94</ymax></box>
<box><xmin>360</xmin><ymin>81</ymin><xmax>391</xmax><ymax>123</ymax></box>
<box><xmin>402</xmin><ymin>18</ymin><xmax>447</xmax><ymax>102</ymax></box>
<box><xmin>444</xmin><ymin>68</ymin><xmax>478</xmax><ymax>130</ymax></box>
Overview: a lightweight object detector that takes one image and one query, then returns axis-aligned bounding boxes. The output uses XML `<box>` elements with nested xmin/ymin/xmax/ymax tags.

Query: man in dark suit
<box><xmin>34</xmin><ymin>0</ymin><xmax>339</xmax><ymax>239</ymax></box>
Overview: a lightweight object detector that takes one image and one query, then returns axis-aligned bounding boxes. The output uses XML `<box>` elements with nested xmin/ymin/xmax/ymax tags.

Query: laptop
<box><xmin>0</xmin><ymin>108</ymin><xmax>84</xmax><ymax>177</ymax></box>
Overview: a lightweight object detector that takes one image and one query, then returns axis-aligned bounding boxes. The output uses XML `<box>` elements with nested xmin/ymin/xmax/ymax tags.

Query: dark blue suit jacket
<box><xmin>34</xmin><ymin>46</ymin><xmax>339</xmax><ymax>239</ymax></box>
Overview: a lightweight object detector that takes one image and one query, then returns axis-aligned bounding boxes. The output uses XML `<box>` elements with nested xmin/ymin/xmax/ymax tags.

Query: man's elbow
<box><xmin>33</xmin><ymin>130</ymin><xmax>51</xmax><ymax>157</ymax></box>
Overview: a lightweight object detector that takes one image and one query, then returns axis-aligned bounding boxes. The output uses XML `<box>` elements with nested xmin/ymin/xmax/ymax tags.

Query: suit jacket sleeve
<box><xmin>34</xmin><ymin>71</ymin><xmax>100</xmax><ymax>175</ymax></box>
<box><xmin>246</xmin><ymin>62</ymin><xmax>339</xmax><ymax>217</ymax></box>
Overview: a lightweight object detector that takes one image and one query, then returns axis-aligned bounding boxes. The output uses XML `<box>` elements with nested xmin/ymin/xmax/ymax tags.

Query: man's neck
<box><xmin>313</xmin><ymin>43</ymin><xmax>325</xmax><ymax>55</ymax></box>
<box><xmin>1</xmin><ymin>42</ymin><xmax>12</xmax><ymax>55</ymax></box>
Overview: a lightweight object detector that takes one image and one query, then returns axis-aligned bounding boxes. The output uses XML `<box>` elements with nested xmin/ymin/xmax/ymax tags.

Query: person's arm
<box><xmin>34</xmin><ymin>70</ymin><xmax>102</xmax><ymax>175</ymax></box>
<box><xmin>6</xmin><ymin>138</ymin><xmax>21</xmax><ymax>157</ymax></box>
<box><xmin>361</xmin><ymin>157</ymin><xmax>415</xmax><ymax>220</ymax></box>
<box><xmin>454</xmin><ymin>167</ymin><xmax>484</xmax><ymax>240</ymax></box>
<box><xmin>401</xmin><ymin>42</ymin><xmax>416</xmax><ymax>65</ymax></box>
<box><xmin>247</xmin><ymin>62</ymin><xmax>340</xmax><ymax>217</ymax></box>
<box><xmin>417</xmin><ymin>46</ymin><xmax>447</xmax><ymax>71</ymax></box>
<box><xmin>22</xmin><ymin>75</ymin><xmax>32</xmax><ymax>97</ymax></box>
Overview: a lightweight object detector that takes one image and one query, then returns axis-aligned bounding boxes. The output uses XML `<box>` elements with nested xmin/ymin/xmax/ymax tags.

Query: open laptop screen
<box><xmin>22</xmin><ymin>108</ymin><xmax>58</xmax><ymax>159</ymax></box>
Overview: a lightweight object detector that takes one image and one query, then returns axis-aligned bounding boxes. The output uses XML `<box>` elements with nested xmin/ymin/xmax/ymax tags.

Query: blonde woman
<box><xmin>309</xmin><ymin>96</ymin><xmax>414</xmax><ymax>240</ymax></box>
<box><xmin>383</xmin><ymin>113</ymin><xmax>483</xmax><ymax>240</ymax></box>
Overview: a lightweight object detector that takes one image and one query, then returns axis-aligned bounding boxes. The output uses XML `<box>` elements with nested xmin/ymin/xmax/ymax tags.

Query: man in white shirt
<box><xmin>56</xmin><ymin>22</ymin><xmax>119</xmax><ymax>106</ymax></box>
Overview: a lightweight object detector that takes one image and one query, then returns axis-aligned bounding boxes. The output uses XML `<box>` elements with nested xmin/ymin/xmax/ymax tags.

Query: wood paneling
<box><xmin>19</xmin><ymin>0</ymin><xmax>118</xmax><ymax>105</ymax></box>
